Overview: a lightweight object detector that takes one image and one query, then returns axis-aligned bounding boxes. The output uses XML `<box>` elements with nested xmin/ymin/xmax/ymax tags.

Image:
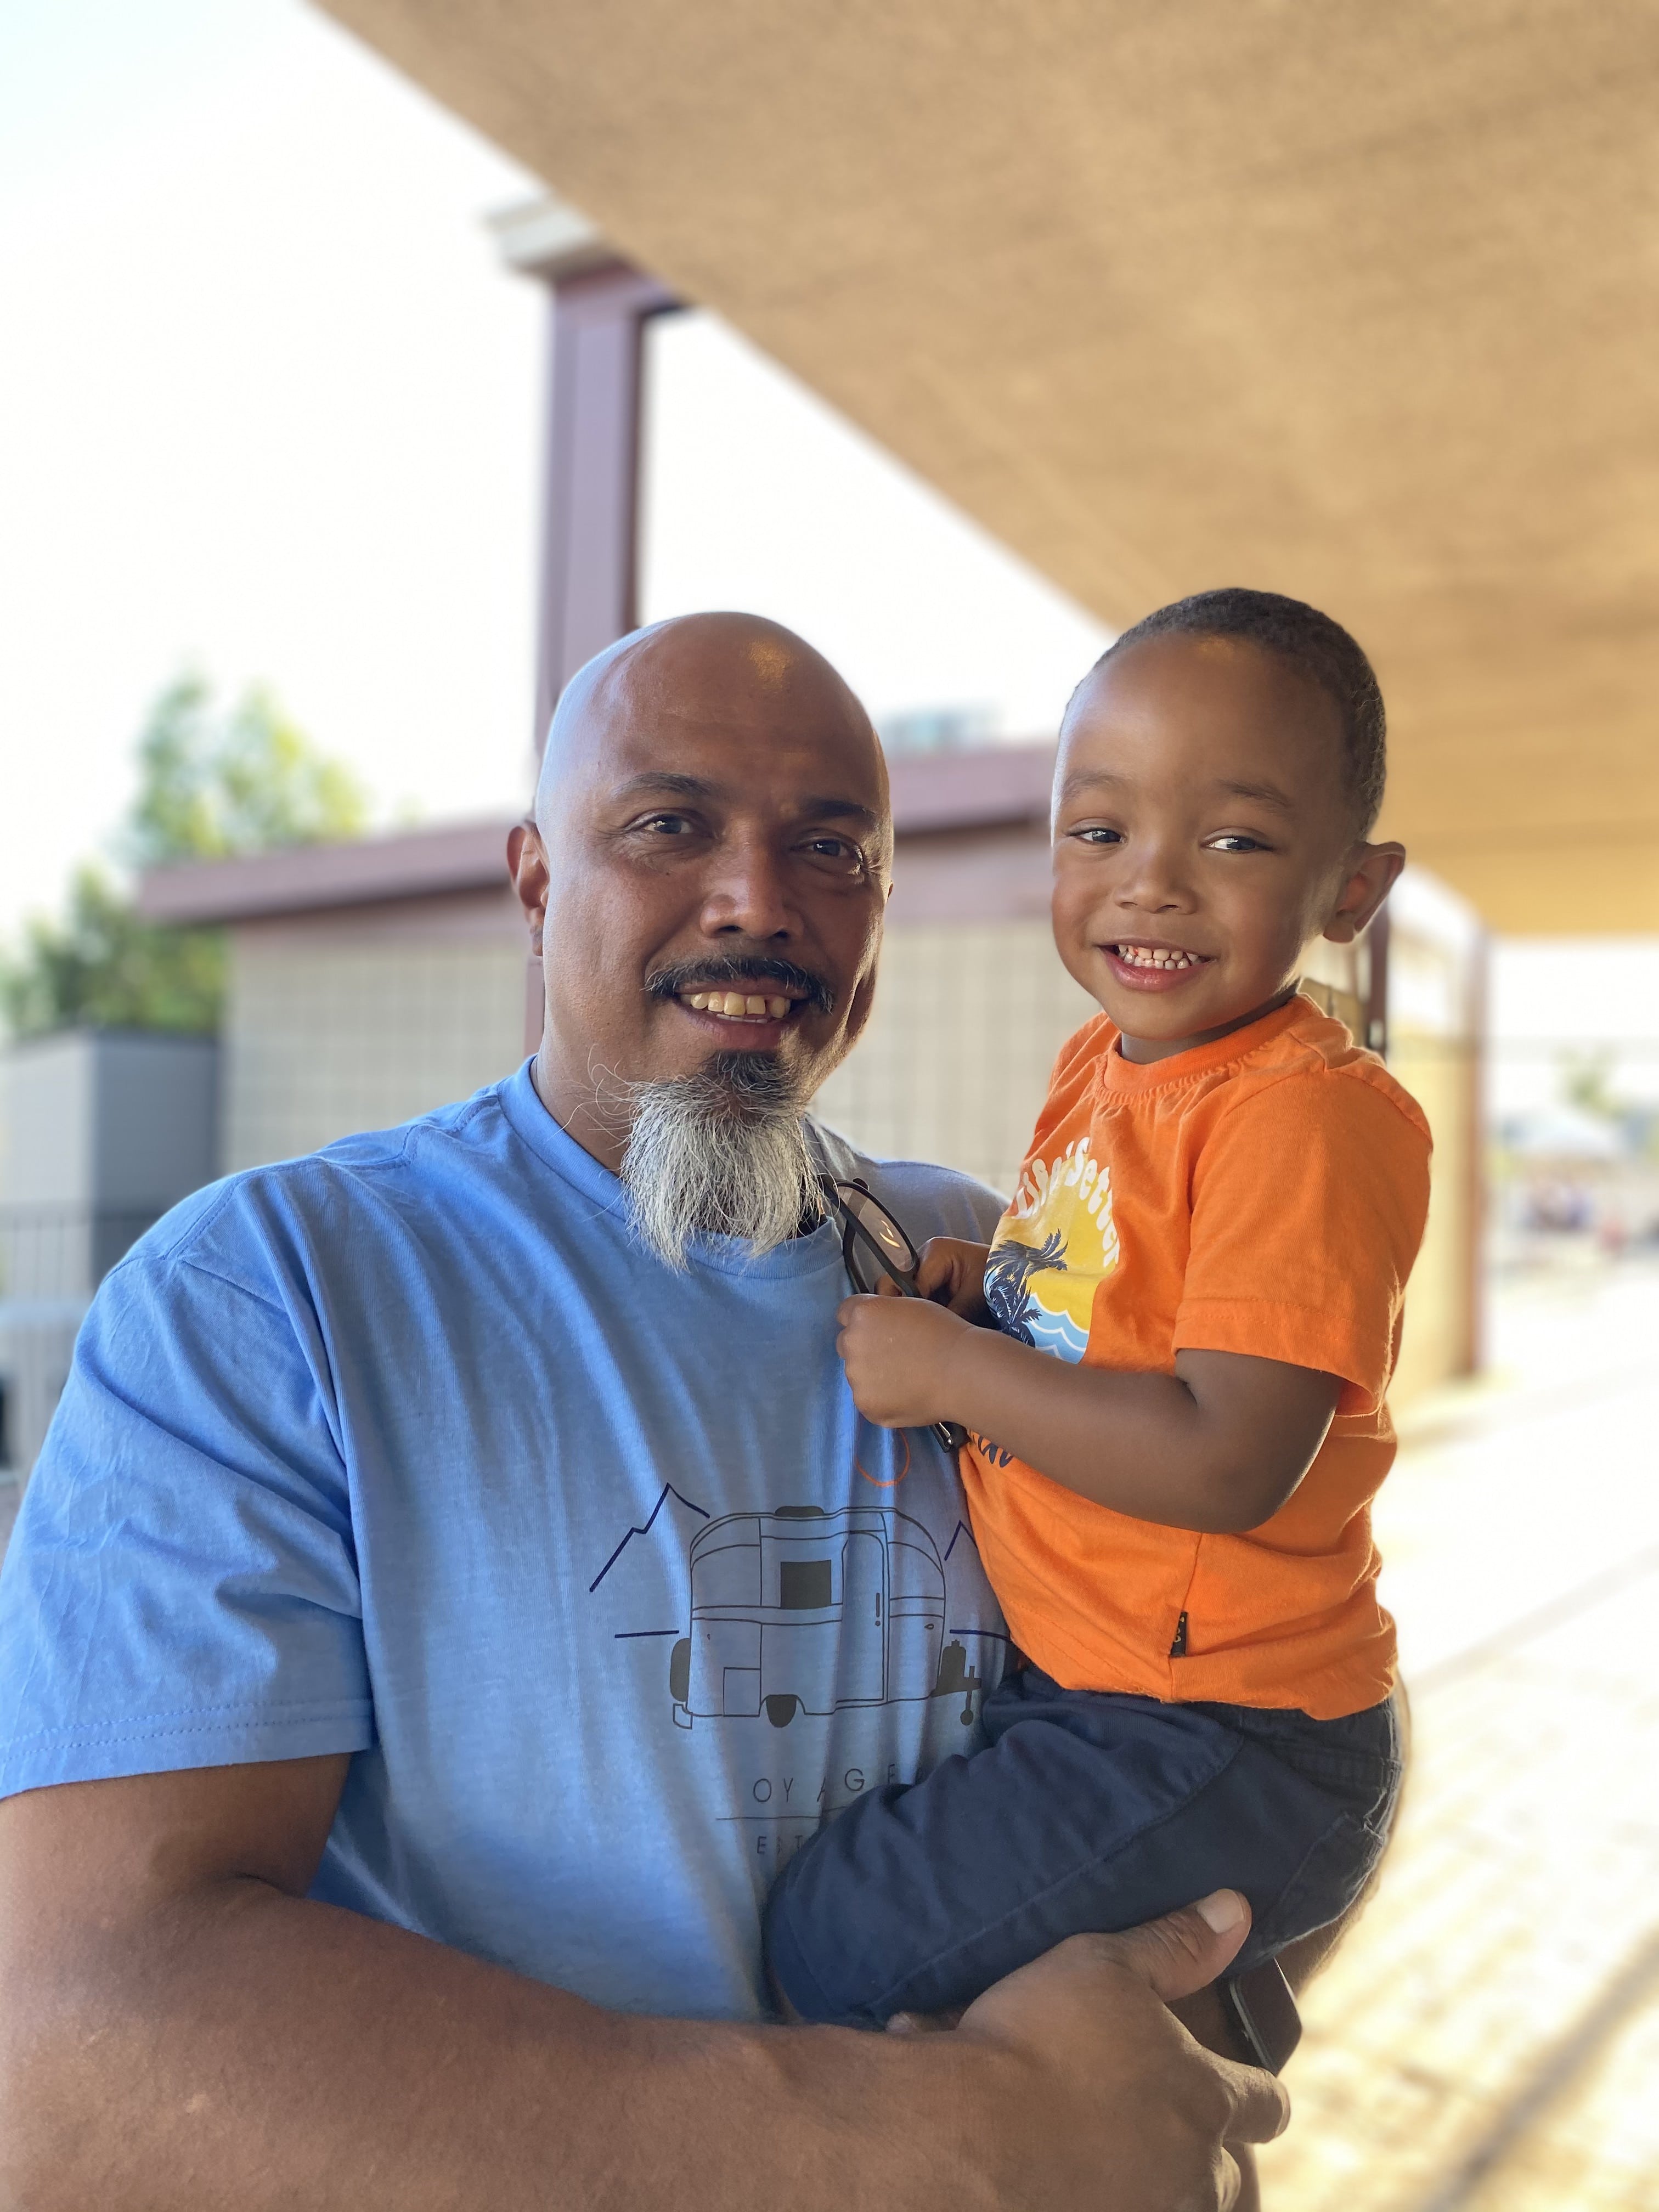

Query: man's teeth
<box><xmin>1115</xmin><ymin>945</ymin><xmax>1204</xmax><ymax>970</ymax></box>
<box><xmin>682</xmin><ymin>991</ymin><xmax>793</xmax><ymax>1018</ymax></box>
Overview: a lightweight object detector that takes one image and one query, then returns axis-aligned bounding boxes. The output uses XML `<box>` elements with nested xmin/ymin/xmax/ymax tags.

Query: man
<box><xmin>0</xmin><ymin>614</ymin><xmax>1287</xmax><ymax>2208</ymax></box>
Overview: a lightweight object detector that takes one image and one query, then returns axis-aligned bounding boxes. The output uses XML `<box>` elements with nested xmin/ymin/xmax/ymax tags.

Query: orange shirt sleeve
<box><xmin>1173</xmin><ymin>1068</ymin><xmax>1432</xmax><ymax>1415</ymax></box>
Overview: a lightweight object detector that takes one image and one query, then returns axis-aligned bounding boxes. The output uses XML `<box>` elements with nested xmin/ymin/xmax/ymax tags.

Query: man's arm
<box><xmin>838</xmin><ymin>1248</ymin><xmax>1342</xmax><ymax>1532</ymax></box>
<box><xmin>0</xmin><ymin>1758</ymin><xmax>1285</xmax><ymax>2212</ymax></box>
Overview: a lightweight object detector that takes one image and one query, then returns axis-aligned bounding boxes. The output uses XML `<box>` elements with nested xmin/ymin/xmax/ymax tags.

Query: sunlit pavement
<box><xmin>1259</xmin><ymin>1256</ymin><xmax>1659</xmax><ymax>2212</ymax></box>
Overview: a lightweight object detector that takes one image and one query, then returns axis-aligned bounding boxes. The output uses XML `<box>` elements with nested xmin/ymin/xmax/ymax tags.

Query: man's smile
<box><xmin>646</xmin><ymin>955</ymin><xmax>834</xmax><ymax>1043</ymax></box>
<box><xmin>678</xmin><ymin>987</ymin><xmax>797</xmax><ymax>1024</ymax></box>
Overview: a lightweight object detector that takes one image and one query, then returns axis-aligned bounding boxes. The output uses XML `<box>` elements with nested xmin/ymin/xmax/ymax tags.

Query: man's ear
<box><xmin>1323</xmin><ymin>841</ymin><xmax>1406</xmax><ymax>945</ymax></box>
<box><xmin>507</xmin><ymin>819</ymin><xmax>550</xmax><ymax>955</ymax></box>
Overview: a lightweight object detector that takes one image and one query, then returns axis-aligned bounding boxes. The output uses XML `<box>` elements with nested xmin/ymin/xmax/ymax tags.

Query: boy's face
<box><xmin>1051</xmin><ymin>634</ymin><xmax>1403</xmax><ymax>1063</ymax></box>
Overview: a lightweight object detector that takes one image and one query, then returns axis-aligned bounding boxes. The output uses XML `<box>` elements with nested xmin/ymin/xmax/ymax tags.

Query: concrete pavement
<box><xmin>1259</xmin><ymin>1258</ymin><xmax>1659</xmax><ymax>2211</ymax></box>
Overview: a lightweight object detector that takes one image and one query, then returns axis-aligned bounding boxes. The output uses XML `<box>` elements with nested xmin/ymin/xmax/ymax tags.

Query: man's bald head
<box><xmin>509</xmin><ymin>609</ymin><xmax>894</xmax><ymax>1182</ymax></box>
<box><xmin>535</xmin><ymin>612</ymin><xmax>888</xmax><ymax>845</ymax></box>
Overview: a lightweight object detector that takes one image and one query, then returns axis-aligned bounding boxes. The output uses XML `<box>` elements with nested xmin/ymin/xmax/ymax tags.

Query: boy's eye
<box><xmin>1071</xmin><ymin>826</ymin><xmax>1125</xmax><ymax>847</ymax></box>
<box><xmin>1206</xmin><ymin>833</ymin><xmax>1269</xmax><ymax>854</ymax></box>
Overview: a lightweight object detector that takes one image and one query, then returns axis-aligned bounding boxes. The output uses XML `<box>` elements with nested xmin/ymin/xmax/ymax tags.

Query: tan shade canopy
<box><xmin>317</xmin><ymin>0</ymin><xmax>1659</xmax><ymax>931</ymax></box>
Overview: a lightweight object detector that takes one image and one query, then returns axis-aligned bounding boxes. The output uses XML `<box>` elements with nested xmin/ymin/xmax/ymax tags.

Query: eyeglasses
<box><xmin>818</xmin><ymin>1175</ymin><xmax>967</xmax><ymax>1452</ymax></box>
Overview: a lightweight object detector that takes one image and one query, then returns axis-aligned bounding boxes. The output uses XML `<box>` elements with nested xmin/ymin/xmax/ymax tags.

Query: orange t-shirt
<box><xmin>960</xmin><ymin>993</ymin><xmax>1431</xmax><ymax>1720</ymax></box>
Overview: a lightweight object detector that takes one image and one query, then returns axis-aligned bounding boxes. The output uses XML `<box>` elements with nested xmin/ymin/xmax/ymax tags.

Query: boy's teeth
<box><xmin>682</xmin><ymin>990</ymin><xmax>793</xmax><ymax>1018</ymax></box>
<box><xmin>1116</xmin><ymin>945</ymin><xmax>1201</xmax><ymax>970</ymax></box>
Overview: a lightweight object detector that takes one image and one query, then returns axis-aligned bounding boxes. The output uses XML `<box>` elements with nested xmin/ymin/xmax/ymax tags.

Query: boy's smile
<box><xmin>1051</xmin><ymin>633</ymin><xmax>1404</xmax><ymax>1064</ymax></box>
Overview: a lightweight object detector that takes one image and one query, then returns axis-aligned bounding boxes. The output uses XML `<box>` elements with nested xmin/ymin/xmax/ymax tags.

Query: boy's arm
<box><xmin>837</xmin><ymin>1291</ymin><xmax>1341</xmax><ymax>1533</ymax></box>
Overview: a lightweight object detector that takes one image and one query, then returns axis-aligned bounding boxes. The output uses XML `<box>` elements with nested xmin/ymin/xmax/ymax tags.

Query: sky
<box><xmin>0</xmin><ymin>0</ymin><xmax>1107</xmax><ymax>949</ymax></box>
<box><xmin>2</xmin><ymin>0</ymin><xmax>1655</xmax><ymax>1115</ymax></box>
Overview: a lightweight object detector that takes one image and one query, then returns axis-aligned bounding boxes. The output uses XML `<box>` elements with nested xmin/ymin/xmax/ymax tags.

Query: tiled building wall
<box><xmin>812</xmin><ymin>918</ymin><xmax>1096</xmax><ymax>1196</ymax></box>
<box><xmin>224</xmin><ymin>902</ymin><xmax>528</xmax><ymax>1172</ymax></box>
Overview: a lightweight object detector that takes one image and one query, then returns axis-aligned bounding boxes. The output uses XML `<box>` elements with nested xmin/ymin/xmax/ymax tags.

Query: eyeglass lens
<box><xmin>836</xmin><ymin>1183</ymin><xmax>919</xmax><ymax>1293</ymax></box>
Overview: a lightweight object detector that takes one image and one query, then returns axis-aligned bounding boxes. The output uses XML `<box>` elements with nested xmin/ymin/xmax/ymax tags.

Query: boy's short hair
<box><xmin>1096</xmin><ymin>588</ymin><xmax>1387</xmax><ymax>837</ymax></box>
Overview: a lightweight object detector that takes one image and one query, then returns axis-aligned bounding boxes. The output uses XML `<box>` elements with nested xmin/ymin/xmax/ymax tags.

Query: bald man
<box><xmin>0</xmin><ymin>616</ymin><xmax>1287</xmax><ymax>2210</ymax></box>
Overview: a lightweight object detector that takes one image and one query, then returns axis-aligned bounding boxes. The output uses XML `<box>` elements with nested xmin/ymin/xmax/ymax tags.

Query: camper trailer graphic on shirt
<box><xmin>668</xmin><ymin>1505</ymin><xmax>981</xmax><ymax>1731</ymax></box>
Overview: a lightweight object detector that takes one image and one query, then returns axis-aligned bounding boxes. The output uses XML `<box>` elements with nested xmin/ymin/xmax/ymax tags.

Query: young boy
<box><xmin>764</xmin><ymin>587</ymin><xmax>1431</xmax><ymax>2027</ymax></box>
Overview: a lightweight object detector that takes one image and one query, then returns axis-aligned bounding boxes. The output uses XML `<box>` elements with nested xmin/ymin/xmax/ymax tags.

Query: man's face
<box><xmin>513</xmin><ymin>622</ymin><xmax>890</xmax><ymax>1163</ymax></box>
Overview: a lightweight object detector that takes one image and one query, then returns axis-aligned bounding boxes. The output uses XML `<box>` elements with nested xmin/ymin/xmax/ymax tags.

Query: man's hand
<box><xmin>1</xmin><ymin>1760</ymin><xmax>1293</xmax><ymax>2212</ymax></box>
<box><xmin>943</xmin><ymin>1891</ymin><xmax>1289</xmax><ymax>2212</ymax></box>
<box><xmin>837</xmin><ymin>1291</ymin><xmax>972</xmax><ymax>1427</ymax></box>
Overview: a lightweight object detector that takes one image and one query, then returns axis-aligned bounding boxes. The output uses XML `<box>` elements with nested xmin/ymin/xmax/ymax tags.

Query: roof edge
<box><xmin>135</xmin><ymin>743</ymin><xmax>1058</xmax><ymax>926</ymax></box>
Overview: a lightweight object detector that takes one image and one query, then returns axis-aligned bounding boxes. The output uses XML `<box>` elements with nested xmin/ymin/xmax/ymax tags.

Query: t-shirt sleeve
<box><xmin>0</xmin><ymin>1219</ymin><xmax>373</xmax><ymax>1799</ymax></box>
<box><xmin>1173</xmin><ymin>1071</ymin><xmax>1432</xmax><ymax>1415</ymax></box>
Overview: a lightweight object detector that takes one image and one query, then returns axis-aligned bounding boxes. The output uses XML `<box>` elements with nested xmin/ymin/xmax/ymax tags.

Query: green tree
<box><xmin>126</xmin><ymin>674</ymin><xmax>365</xmax><ymax>868</ymax></box>
<box><xmin>1</xmin><ymin>676</ymin><xmax>366</xmax><ymax>1040</ymax></box>
<box><xmin>1558</xmin><ymin>1048</ymin><xmax>1620</xmax><ymax>1121</ymax></box>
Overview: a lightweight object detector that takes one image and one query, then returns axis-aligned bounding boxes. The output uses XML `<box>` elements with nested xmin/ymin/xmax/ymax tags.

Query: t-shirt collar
<box><xmin>1098</xmin><ymin>990</ymin><xmax>1312</xmax><ymax>1095</ymax></box>
<box><xmin>495</xmin><ymin>1057</ymin><xmax>845</xmax><ymax>1282</ymax></box>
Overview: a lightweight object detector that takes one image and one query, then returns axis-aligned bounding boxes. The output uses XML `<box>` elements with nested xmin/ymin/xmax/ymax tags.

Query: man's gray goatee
<box><xmin>618</xmin><ymin>1052</ymin><xmax>822</xmax><ymax>1270</ymax></box>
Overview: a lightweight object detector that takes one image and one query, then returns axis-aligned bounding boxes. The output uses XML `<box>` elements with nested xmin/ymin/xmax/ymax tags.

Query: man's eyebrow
<box><xmin>608</xmin><ymin>771</ymin><xmax>721</xmax><ymax>805</ymax></box>
<box><xmin>798</xmin><ymin>794</ymin><xmax>881</xmax><ymax>829</ymax></box>
<box><xmin>608</xmin><ymin>772</ymin><xmax>880</xmax><ymax>830</ymax></box>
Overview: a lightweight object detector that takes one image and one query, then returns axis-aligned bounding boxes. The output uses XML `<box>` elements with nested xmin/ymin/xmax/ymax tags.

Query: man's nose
<box><xmin>697</xmin><ymin>832</ymin><xmax>798</xmax><ymax>941</ymax></box>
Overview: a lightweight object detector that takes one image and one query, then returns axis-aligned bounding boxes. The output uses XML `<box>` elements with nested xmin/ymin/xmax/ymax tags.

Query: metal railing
<box><xmin>0</xmin><ymin>1205</ymin><xmax>162</xmax><ymax>1302</ymax></box>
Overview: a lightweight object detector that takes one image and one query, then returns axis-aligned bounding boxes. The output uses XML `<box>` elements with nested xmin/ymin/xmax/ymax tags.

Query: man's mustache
<box><xmin>645</xmin><ymin>955</ymin><xmax>837</xmax><ymax>1017</ymax></box>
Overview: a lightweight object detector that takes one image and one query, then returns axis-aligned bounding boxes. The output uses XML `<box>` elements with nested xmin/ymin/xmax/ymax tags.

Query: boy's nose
<box><xmin>1113</xmin><ymin>846</ymin><xmax>1196</xmax><ymax>913</ymax></box>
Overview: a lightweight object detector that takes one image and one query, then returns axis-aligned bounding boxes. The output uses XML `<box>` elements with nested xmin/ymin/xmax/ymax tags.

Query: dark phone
<box><xmin>1219</xmin><ymin>1959</ymin><xmax>1302</xmax><ymax>2074</ymax></box>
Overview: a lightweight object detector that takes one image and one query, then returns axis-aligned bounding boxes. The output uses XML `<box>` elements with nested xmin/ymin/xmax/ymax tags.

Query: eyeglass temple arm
<box><xmin>823</xmin><ymin>1186</ymin><xmax>967</xmax><ymax>1452</ymax></box>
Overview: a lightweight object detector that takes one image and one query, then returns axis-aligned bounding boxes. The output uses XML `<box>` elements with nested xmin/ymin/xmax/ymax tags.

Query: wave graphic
<box><xmin>1026</xmin><ymin>1302</ymin><xmax>1090</xmax><ymax>1364</ymax></box>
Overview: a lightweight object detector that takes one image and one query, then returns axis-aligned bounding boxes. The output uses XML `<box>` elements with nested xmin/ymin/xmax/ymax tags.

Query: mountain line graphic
<box><xmin>589</xmin><ymin>1483</ymin><xmax>711</xmax><ymax>1593</ymax></box>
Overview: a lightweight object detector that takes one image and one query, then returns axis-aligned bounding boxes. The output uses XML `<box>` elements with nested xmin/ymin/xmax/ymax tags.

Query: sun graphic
<box><xmin>986</xmin><ymin>1137</ymin><xmax>1119</xmax><ymax>1364</ymax></box>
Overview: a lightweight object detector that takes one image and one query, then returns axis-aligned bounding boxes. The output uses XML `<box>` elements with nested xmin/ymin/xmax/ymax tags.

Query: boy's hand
<box><xmin>914</xmin><ymin>1237</ymin><xmax>994</xmax><ymax>1322</ymax></box>
<box><xmin>837</xmin><ymin>1294</ymin><xmax>972</xmax><ymax>1428</ymax></box>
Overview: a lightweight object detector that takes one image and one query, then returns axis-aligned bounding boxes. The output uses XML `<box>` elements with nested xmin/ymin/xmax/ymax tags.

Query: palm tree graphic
<box><xmin>985</xmin><ymin>1233</ymin><xmax>1068</xmax><ymax>1345</ymax></box>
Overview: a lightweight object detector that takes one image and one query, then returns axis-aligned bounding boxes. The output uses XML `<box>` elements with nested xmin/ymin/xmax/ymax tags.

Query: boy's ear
<box><xmin>1322</xmin><ymin>842</ymin><xmax>1406</xmax><ymax>945</ymax></box>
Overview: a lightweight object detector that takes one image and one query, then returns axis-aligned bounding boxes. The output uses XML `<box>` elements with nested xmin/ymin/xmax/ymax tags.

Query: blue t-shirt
<box><xmin>0</xmin><ymin>1063</ymin><xmax>1007</xmax><ymax>2019</ymax></box>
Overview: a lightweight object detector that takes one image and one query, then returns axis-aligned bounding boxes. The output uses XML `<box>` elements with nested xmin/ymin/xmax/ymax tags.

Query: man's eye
<box><xmin>798</xmin><ymin>835</ymin><xmax>867</xmax><ymax>873</ymax></box>
<box><xmin>637</xmin><ymin>813</ymin><xmax>695</xmax><ymax>836</ymax></box>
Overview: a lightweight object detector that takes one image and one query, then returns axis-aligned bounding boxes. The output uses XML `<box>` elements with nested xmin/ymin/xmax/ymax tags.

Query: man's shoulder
<box><xmin>810</xmin><ymin>1122</ymin><xmax>1006</xmax><ymax>1241</ymax></box>
<box><xmin>120</xmin><ymin>1077</ymin><xmax>521</xmax><ymax>1295</ymax></box>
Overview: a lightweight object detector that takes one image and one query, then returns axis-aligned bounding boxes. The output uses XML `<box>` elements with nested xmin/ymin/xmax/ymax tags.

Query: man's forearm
<box><xmin>1</xmin><ymin>1881</ymin><xmax>962</xmax><ymax>2211</ymax></box>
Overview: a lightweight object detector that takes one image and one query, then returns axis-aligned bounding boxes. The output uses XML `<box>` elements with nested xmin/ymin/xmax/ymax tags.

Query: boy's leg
<box><xmin>1174</xmin><ymin>1685</ymin><xmax>1412</xmax><ymax>2212</ymax></box>
<box><xmin>765</xmin><ymin>1671</ymin><xmax>1398</xmax><ymax>2026</ymax></box>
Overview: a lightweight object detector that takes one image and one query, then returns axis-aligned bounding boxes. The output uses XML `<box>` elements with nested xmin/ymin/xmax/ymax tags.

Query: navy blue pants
<box><xmin>764</xmin><ymin>1669</ymin><xmax>1402</xmax><ymax>2025</ymax></box>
